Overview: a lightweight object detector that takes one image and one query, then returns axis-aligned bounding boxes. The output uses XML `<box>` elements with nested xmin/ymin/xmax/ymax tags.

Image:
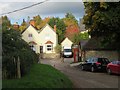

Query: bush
<box><xmin>54</xmin><ymin>44</ymin><xmax>61</xmax><ymax>53</ymax></box>
<box><xmin>2</xmin><ymin>29</ymin><xmax>39</xmax><ymax>79</ymax></box>
<box><xmin>18</xmin><ymin>48</ymin><xmax>39</xmax><ymax>76</ymax></box>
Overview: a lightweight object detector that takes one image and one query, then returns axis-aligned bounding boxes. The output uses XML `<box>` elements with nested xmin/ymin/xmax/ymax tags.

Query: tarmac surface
<box><xmin>41</xmin><ymin>57</ymin><xmax>120</xmax><ymax>89</ymax></box>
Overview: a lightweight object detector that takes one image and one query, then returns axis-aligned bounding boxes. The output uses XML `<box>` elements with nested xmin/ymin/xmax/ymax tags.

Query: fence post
<box><xmin>17</xmin><ymin>56</ymin><xmax>21</xmax><ymax>79</ymax></box>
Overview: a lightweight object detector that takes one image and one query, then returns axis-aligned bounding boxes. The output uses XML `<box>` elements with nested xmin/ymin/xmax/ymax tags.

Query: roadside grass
<box><xmin>3</xmin><ymin>64</ymin><xmax>73</xmax><ymax>88</ymax></box>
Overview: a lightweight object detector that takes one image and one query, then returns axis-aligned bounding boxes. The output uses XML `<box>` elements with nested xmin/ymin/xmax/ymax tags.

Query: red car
<box><xmin>107</xmin><ymin>60</ymin><xmax>120</xmax><ymax>75</ymax></box>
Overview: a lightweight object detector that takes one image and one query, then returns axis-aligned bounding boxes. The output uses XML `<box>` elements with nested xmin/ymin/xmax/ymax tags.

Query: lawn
<box><xmin>2</xmin><ymin>64</ymin><xmax>73</xmax><ymax>88</ymax></box>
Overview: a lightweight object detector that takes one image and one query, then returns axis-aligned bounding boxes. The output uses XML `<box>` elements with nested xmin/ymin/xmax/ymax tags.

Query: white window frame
<box><xmin>46</xmin><ymin>44</ymin><xmax>53</xmax><ymax>51</ymax></box>
<box><xmin>28</xmin><ymin>34</ymin><xmax>32</xmax><ymax>37</ymax></box>
<box><xmin>28</xmin><ymin>34</ymin><xmax>33</xmax><ymax>40</ymax></box>
<box><xmin>30</xmin><ymin>45</ymin><xmax>35</xmax><ymax>51</ymax></box>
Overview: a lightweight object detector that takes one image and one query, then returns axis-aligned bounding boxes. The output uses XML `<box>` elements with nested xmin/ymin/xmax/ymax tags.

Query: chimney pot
<box><xmin>29</xmin><ymin>20</ymin><xmax>35</xmax><ymax>27</ymax></box>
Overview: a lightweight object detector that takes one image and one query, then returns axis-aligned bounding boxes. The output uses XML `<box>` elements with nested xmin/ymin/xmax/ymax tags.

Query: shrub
<box><xmin>54</xmin><ymin>44</ymin><xmax>61</xmax><ymax>53</ymax></box>
<box><xmin>2</xmin><ymin>29</ymin><xmax>39</xmax><ymax>79</ymax></box>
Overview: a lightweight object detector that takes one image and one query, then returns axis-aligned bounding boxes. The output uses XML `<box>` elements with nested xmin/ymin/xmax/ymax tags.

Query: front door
<box><xmin>40</xmin><ymin>46</ymin><xmax>43</xmax><ymax>53</ymax></box>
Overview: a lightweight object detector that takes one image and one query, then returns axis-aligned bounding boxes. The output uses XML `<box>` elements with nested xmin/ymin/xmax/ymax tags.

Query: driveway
<box><xmin>41</xmin><ymin>58</ymin><xmax>120</xmax><ymax>89</ymax></box>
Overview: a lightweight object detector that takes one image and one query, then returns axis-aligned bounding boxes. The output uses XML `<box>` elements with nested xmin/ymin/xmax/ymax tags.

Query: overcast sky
<box><xmin>0</xmin><ymin>0</ymin><xmax>85</xmax><ymax>25</ymax></box>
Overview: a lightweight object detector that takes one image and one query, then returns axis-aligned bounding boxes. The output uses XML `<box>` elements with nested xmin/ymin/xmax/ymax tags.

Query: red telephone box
<box><xmin>73</xmin><ymin>45</ymin><xmax>79</xmax><ymax>62</ymax></box>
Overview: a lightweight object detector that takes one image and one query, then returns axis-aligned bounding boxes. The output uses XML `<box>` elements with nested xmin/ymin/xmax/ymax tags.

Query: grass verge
<box><xmin>3</xmin><ymin>64</ymin><xmax>73</xmax><ymax>88</ymax></box>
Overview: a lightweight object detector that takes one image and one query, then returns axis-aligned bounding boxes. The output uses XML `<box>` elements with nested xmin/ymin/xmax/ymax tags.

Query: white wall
<box><xmin>38</xmin><ymin>24</ymin><xmax>57</xmax><ymax>53</ymax></box>
<box><xmin>22</xmin><ymin>24</ymin><xmax>58</xmax><ymax>54</ymax></box>
<box><xmin>22</xmin><ymin>25</ymin><xmax>40</xmax><ymax>53</ymax></box>
<box><xmin>61</xmin><ymin>38</ymin><xmax>73</xmax><ymax>51</ymax></box>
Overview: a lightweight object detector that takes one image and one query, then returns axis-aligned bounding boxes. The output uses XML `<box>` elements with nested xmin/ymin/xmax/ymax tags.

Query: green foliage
<box><xmin>33</xmin><ymin>15</ymin><xmax>42</xmax><ymax>25</ymax></box>
<box><xmin>72</xmin><ymin>33</ymin><xmax>80</xmax><ymax>45</ymax></box>
<box><xmin>1</xmin><ymin>16</ymin><xmax>11</xmax><ymax>31</ymax></box>
<box><xmin>79</xmin><ymin>32</ymin><xmax>89</xmax><ymax>40</ymax></box>
<box><xmin>33</xmin><ymin>15</ymin><xmax>42</xmax><ymax>29</ymax></box>
<box><xmin>2</xmin><ymin>29</ymin><xmax>39</xmax><ymax>79</ymax></box>
<box><xmin>65</xmin><ymin>12</ymin><xmax>78</xmax><ymax>25</ymax></box>
<box><xmin>54</xmin><ymin>44</ymin><xmax>62</xmax><ymax>53</ymax></box>
<box><xmin>72</xmin><ymin>32</ymin><xmax>89</xmax><ymax>45</ymax></box>
<box><xmin>83</xmin><ymin>2</ymin><xmax>120</xmax><ymax>50</ymax></box>
<box><xmin>63</xmin><ymin>12</ymin><xmax>79</xmax><ymax>41</ymax></box>
<box><xmin>48</xmin><ymin>17</ymin><xmax>66</xmax><ymax>44</ymax></box>
<box><xmin>19</xmin><ymin>19</ymin><xmax>27</xmax><ymax>32</ymax></box>
<box><xmin>3</xmin><ymin>64</ymin><xmax>73</xmax><ymax>88</ymax></box>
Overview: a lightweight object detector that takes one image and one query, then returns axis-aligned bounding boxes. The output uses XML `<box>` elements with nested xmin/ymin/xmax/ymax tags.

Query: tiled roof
<box><xmin>45</xmin><ymin>40</ymin><xmax>53</xmax><ymax>44</ymax></box>
<box><xmin>28</xmin><ymin>41</ymin><xmax>37</xmax><ymax>45</ymax></box>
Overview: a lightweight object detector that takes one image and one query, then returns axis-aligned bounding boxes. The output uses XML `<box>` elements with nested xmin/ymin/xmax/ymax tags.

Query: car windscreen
<box><xmin>64</xmin><ymin>49</ymin><xmax>72</xmax><ymax>52</ymax></box>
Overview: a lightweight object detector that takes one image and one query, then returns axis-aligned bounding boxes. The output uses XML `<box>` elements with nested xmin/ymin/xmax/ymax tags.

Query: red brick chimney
<box><xmin>29</xmin><ymin>20</ymin><xmax>35</xmax><ymax>27</ymax></box>
<box><xmin>13</xmin><ymin>22</ymin><xmax>19</xmax><ymax>30</ymax></box>
<box><xmin>54</xmin><ymin>25</ymin><xmax>56</xmax><ymax>32</ymax></box>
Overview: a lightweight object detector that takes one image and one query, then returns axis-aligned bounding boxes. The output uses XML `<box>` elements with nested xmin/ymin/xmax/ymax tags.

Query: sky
<box><xmin>0</xmin><ymin>0</ymin><xmax>85</xmax><ymax>25</ymax></box>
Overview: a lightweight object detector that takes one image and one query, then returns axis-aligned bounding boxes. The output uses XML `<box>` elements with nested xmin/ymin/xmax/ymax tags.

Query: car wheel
<box><xmin>107</xmin><ymin>68</ymin><xmax>112</xmax><ymax>75</ymax></box>
<box><xmin>81</xmin><ymin>65</ymin><xmax>84</xmax><ymax>70</ymax></box>
<box><xmin>91</xmin><ymin>66</ymin><xmax>95</xmax><ymax>72</ymax></box>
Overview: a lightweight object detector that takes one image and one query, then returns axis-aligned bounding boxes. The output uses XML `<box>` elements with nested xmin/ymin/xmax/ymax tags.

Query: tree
<box><xmin>72</xmin><ymin>33</ymin><xmax>80</xmax><ymax>45</ymax></box>
<box><xmin>72</xmin><ymin>32</ymin><xmax>89</xmax><ymax>45</ymax></box>
<box><xmin>1</xmin><ymin>16</ymin><xmax>11</xmax><ymax>31</ymax></box>
<box><xmin>19</xmin><ymin>19</ymin><xmax>27</xmax><ymax>32</ymax></box>
<box><xmin>79</xmin><ymin>32</ymin><xmax>89</xmax><ymax>40</ymax></box>
<box><xmin>83</xmin><ymin>2</ymin><xmax>120</xmax><ymax>50</ymax></box>
<box><xmin>63</xmin><ymin>12</ymin><xmax>80</xmax><ymax>41</ymax></box>
<box><xmin>33</xmin><ymin>15</ymin><xmax>42</xmax><ymax>29</ymax></box>
<box><xmin>65</xmin><ymin>25</ymin><xmax>80</xmax><ymax>41</ymax></box>
<box><xmin>54</xmin><ymin>44</ymin><xmax>61</xmax><ymax>53</ymax></box>
<box><xmin>48</xmin><ymin>17</ymin><xmax>66</xmax><ymax>44</ymax></box>
<box><xmin>2</xmin><ymin>29</ymin><xmax>39</xmax><ymax>79</ymax></box>
<box><xmin>65</xmin><ymin>12</ymin><xmax>78</xmax><ymax>25</ymax></box>
<box><xmin>38</xmin><ymin>17</ymin><xmax>50</xmax><ymax>29</ymax></box>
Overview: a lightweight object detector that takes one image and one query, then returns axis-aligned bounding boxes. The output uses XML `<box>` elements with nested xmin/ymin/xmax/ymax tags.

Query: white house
<box><xmin>22</xmin><ymin>23</ymin><xmax>58</xmax><ymax>54</ymax></box>
<box><xmin>61</xmin><ymin>37</ymin><xmax>73</xmax><ymax>51</ymax></box>
<box><xmin>38</xmin><ymin>24</ymin><xmax>58</xmax><ymax>53</ymax></box>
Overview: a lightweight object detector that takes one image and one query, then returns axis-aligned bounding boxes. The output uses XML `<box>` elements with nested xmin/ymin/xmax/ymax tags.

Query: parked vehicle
<box><xmin>63</xmin><ymin>46</ymin><xmax>73</xmax><ymax>58</ymax></box>
<box><xmin>106</xmin><ymin>60</ymin><xmax>120</xmax><ymax>75</ymax></box>
<box><xmin>81</xmin><ymin>57</ymin><xmax>110</xmax><ymax>72</ymax></box>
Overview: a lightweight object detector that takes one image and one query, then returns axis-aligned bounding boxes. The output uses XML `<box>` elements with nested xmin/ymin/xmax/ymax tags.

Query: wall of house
<box><xmin>22</xmin><ymin>24</ymin><xmax>58</xmax><ymax>54</ymax></box>
<box><xmin>22</xmin><ymin>25</ymin><xmax>40</xmax><ymax>53</ymax></box>
<box><xmin>61</xmin><ymin>38</ymin><xmax>73</xmax><ymax>51</ymax></box>
<box><xmin>22</xmin><ymin>25</ymin><xmax>40</xmax><ymax>43</ymax></box>
<box><xmin>38</xmin><ymin>25</ymin><xmax>57</xmax><ymax>53</ymax></box>
<box><xmin>83</xmin><ymin>50</ymin><xmax>119</xmax><ymax>61</ymax></box>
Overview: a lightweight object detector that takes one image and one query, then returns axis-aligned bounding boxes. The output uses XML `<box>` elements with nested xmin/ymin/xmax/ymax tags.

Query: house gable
<box><xmin>39</xmin><ymin>23</ymin><xmax>56</xmax><ymax>34</ymax></box>
<box><xmin>22</xmin><ymin>25</ymin><xmax>38</xmax><ymax>35</ymax></box>
<box><xmin>21</xmin><ymin>24</ymin><xmax>38</xmax><ymax>34</ymax></box>
<box><xmin>22</xmin><ymin>25</ymin><xmax>40</xmax><ymax>44</ymax></box>
<box><xmin>61</xmin><ymin>37</ymin><xmax>73</xmax><ymax>46</ymax></box>
<box><xmin>38</xmin><ymin>24</ymin><xmax>57</xmax><ymax>44</ymax></box>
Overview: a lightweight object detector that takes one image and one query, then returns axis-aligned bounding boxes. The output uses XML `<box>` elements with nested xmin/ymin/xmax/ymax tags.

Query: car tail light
<box><xmin>96</xmin><ymin>62</ymin><xmax>101</xmax><ymax>65</ymax></box>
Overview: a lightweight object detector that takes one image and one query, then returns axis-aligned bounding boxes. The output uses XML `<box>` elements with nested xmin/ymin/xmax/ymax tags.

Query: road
<box><xmin>41</xmin><ymin>58</ymin><xmax>120</xmax><ymax>89</ymax></box>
